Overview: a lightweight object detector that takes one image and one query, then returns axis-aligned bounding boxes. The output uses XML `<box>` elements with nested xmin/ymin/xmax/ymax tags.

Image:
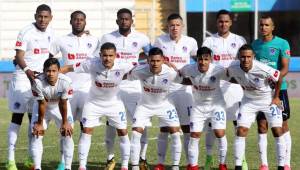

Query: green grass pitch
<box><xmin>0</xmin><ymin>98</ymin><xmax>299</xmax><ymax>170</ymax></box>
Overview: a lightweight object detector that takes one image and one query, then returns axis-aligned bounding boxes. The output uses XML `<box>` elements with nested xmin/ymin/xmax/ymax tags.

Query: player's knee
<box><xmin>257</xmin><ymin>120</ymin><xmax>268</xmax><ymax>134</ymax></box>
<box><xmin>214</xmin><ymin>129</ymin><xmax>225</xmax><ymax>138</ymax></box>
<box><xmin>132</xmin><ymin>127</ymin><xmax>144</xmax><ymax>134</ymax></box>
<box><xmin>117</xmin><ymin>129</ymin><xmax>128</xmax><ymax>136</ymax></box>
<box><xmin>169</xmin><ymin>126</ymin><xmax>180</xmax><ymax>134</ymax></box>
<box><xmin>282</xmin><ymin>120</ymin><xmax>289</xmax><ymax>133</ymax></box>
<box><xmin>181</xmin><ymin>125</ymin><xmax>190</xmax><ymax>133</ymax></box>
<box><xmin>271</xmin><ymin>127</ymin><xmax>283</xmax><ymax>137</ymax></box>
<box><xmin>11</xmin><ymin>113</ymin><xmax>24</xmax><ymax>125</ymax></box>
<box><xmin>190</xmin><ymin>132</ymin><xmax>200</xmax><ymax>138</ymax></box>
<box><xmin>236</xmin><ymin>127</ymin><xmax>248</xmax><ymax>137</ymax></box>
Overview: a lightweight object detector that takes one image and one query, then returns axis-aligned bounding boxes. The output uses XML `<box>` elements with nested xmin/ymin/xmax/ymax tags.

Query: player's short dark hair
<box><xmin>216</xmin><ymin>9</ymin><xmax>231</xmax><ymax>20</ymax></box>
<box><xmin>149</xmin><ymin>47</ymin><xmax>164</xmax><ymax>57</ymax></box>
<box><xmin>238</xmin><ymin>44</ymin><xmax>254</xmax><ymax>54</ymax></box>
<box><xmin>167</xmin><ymin>13</ymin><xmax>183</xmax><ymax>21</ymax></box>
<box><xmin>44</xmin><ymin>58</ymin><xmax>60</xmax><ymax>71</ymax></box>
<box><xmin>36</xmin><ymin>4</ymin><xmax>51</xmax><ymax>14</ymax></box>
<box><xmin>71</xmin><ymin>10</ymin><xmax>86</xmax><ymax>20</ymax></box>
<box><xmin>196</xmin><ymin>47</ymin><xmax>212</xmax><ymax>59</ymax></box>
<box><xmin>100</xmin><ymin>42</ymin><xmax>116</xmax><ymax>52</ymax></box>
<box><xmin>117</xmin><ymin>8</ymin><xmax>132</xmax><ymax>17</ymax></box>
<box><xmin>260</xmin><ymin>15</ymin><xmax>275</xmax><ymax>25</ymax></box>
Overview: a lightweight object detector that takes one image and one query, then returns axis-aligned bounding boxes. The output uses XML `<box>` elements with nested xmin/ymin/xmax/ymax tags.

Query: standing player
<box><xmin>61</xmin><ymin>42</ymin><xmax>132</xmax><ymax>170</ymax></box>
<box><xmin>6</xmin><ymin>4</ymin><xmax>54</xmax><ymax>170</ymax></box>
<box><xmin>100</xmin><ymin>8</ymin><xmax>151</xmax><ymax>170</ymax></box>
<box><xmin>49</xmin><ymin>11</ymin><xmax>99</xmax><ymax>170</ymax></box>
<box><xmin>228</xmin><ymin>45</ymin><xmax>286</xmax><ymax>170</ymax></box>
<box><xmin>153</xmin><ymin>13</ymin><xmax>198</xmax><ymax>168</ymax></box>
<box><xmin>202</xmin><ymin>9</ymin><xmax>247</xmax><ymax>170</ymax></box>
<box><xmin>252</xmin><ymin>15</ymin><xmax>291</xmax><ymax>170</ymax></box>
<box><xmin>31</xmin><ymin>58</ymin><xmax>74</xmax><ymax>170</ymax></box>
<box><xmin>178</xmin><ymin>47</ymin><xmax>228</xmax><ymax>170</ymax></box>
<box><xmin>129</xmin><ymin>47</ymin><xmax>182</xmax><ymax>170</ymax></box>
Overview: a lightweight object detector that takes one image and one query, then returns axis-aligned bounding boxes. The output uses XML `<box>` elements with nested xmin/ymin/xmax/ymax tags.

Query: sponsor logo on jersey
<box><xmin>34</xmin><ymin>48</ymin><xmax>40</xmax><ymax>54</ymax></box>
<box><xmin>16</xmin><ymin>41</ymin><xmax>22</xmax><ymax>47</ymax></box>
<box><xmin>286</xmin><ymin>50</ymin><xmax>291</xmax><ymax>56</ymax></box>
<box><xmin>213</xmin><ymin>55</ymin><xmax>220</xmax><ymax>61</ymax></box>
<box><xmin>68</xmin><ymin>54</ymin><xmax>75</xmax><ymax>60</ymax></box>
<box><xmin>68</xmin><ymin>89</ymin><xmax>73</xmax><ymax>95</ymax></box>
<box><xmin>273</xmin><ymin>70</ymin><xmax>279</xmax><ymax>78</ymax></box>
<box><xmin>75</xmin><ymin>62</ymin><xmax>81</xmax><ymax>67</ymax></box>
<box><xmin>95</xmin><ymin>81</ymin><xmax>116</xmax><ymax>88</ymax></box>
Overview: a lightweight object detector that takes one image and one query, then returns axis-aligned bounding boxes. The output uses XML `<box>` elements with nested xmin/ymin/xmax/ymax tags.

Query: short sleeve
<box><xmin>127</xmin><ymin>65</ymin><xmax>143</xmax><ymax>81</ymax></box>
<box><xmin>190</xmin><ymin>38</ymin><xmax>198</xmax><ymax>56</ymax></box>
<box><xmin>15</xmin><ymin>30</ymin><xmax>28</xmax><ymax>51</ymax></box>
<box><xmin>201</xmin><ymin>38</ymin><xmax>211</xmax><ymax>48</ymax></box>
<box><xmin>73</xmin><ymin>59</ymin><xmax>92</xmax><ymax>73</ymax></box>
<box><xmin>31</xmin><ymin>79</ymin><xmax>44</xmax><ymax>100</ymax></box>
<box><xmin>49</xmin><ymin>38</ymin><xmax>61</xmax><ymax>56</ymax></box>
<box><xmin>280</xmin><ymin>40</ymin><xmax>291</xmax><ymax>59</ymax></box>
<box><xmin>61</xmin><ymin>80</ymin><xmax>73</xmax><ymax>100</ymax></box>
<box><xmin>153</xmin><ymin>37</ymin><xmax>162</xmax><ymax>49</ymax></box>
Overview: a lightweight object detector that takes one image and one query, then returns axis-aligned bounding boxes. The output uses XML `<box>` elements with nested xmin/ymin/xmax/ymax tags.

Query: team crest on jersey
<box><xmin>82</xmin><ymin>117</ymin><xmax>87</xmax><ymax>124</ymax></box>
<box><xmin>210</xmin><ymin>76</ymin><xmax>216</xmax><ymax>82</ymax></box>
<box><xmin>182</xmin><ymin>46</ymin><xmax>187</xmax><ymax>53</ymax></box>
<box><xmin>269</xmin><ymin>48</ymin><xmax>276</xmax><ymax>55</ymax></box>
<box><xmin>87</xmin><ymin>43</ymin><xmax>92</xmax><ymax>48</ymax></box>
<box><xmin>162</xmin><ymin>46</ymin><xmax>167</xmax><ymax>49</ymax></box>
<box><xmin>162</xmin><ymin>78</ymin><xmax>168</xmax><ymax>84</ymax></box>
<box><xmin>115</xmin><ymin>71</ymin><xmax>120</xmax><ymax>77</ymax></box>
<box><xmin>132</xmin><ymin>42</ymin><xmax>138</xmax><ymax>47</ymax></box>
<box><xmin>48</xmin><ymin>36</ymin><xmax>51</xmax><ymax>42</ymax></box>
<box><xmin>254</xmin><ymin>77</ymin><xmax>259</xmax><ymax>83</ymax></box>
<box><xmin>14</xmin><ymin>102</ymin><xmax>21</xmax><ymax>109</ymax></box>
<box><xmin>190</xmin><ymin>122</ymin><xmax>193</xmax><ymax>127</ymax></box>
<box><xmin>231</xmin><ymin>43</ymin><xmax>236</xmax><ymax>48</ymax></box>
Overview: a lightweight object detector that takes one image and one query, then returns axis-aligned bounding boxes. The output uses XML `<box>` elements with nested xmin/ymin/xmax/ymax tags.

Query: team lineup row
<box><xmin>6</xmin><ymin>3</ymin><xmax>291</xmax><ymax>170</ymax></box>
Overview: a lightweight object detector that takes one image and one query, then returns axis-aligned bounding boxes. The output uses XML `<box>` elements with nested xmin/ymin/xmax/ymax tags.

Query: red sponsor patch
<box><xmin>34</xmin><ymin>48</ymin><xmax>40</xmax><ymax>54</ymax></box>
<box><xmin>164</xmin><ymin>56</ymin><xmax>169</xmax><ymax>62</ymax></box>
<box><xmin>16</xmin><ymin>41</ymin><xmax>22</xmax><ymax>47</ymax></box>
<box><xmin>213</xmin><ymin>55</ymin><xmax>220</xmax><ymax>61</ymax></box>
<box><xmin>68</xmin><ymin>53</ymin><xmax>75</xmax><ymax>60</ymax></box>
<box><xmin>68</xmin><ymin>89</ymin><xmax>73</xmax><ymax>95</ymax></box>
<box><xmin>285</xmin><ymin>50</ymin><xmax>291</xmax><ymax>56</ymax></box>
<box><xmin>143</xmin><ymin>87</ymin><xmax>150</xmax><ymax>92</ymax></box>
<box><xmin>273</xmin><ymin>70</ymin><xmax>279</xmax><ymax>78</ymax></box>
<box><xmin>75</xmin><ymin>62</ymin><xmax>81</xmax><ymax>67</ymax></box>
<box><xmin>32</xmin><ymin>90</ymin><xmax>38</xmax><ymax>97</ymax></box>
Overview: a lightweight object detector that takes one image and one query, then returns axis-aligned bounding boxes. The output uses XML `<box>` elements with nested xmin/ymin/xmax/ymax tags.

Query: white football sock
<box><xmin>275</xmin><ymin>136</ymin><xmax>286</xmax><ymax>167</ymax></box>
<box><xmin>157</xmin><ymin>132</ymin><xmax>168</xmax><ymax>164</ymax></box>
<box><xmin>205</xmin><ymin>127</ymin><xmax>215</xmax><ymax>156</ymax></box>
<box><xmin>183</xmin><ymin>132</ymin><xmax>190</xmax><ymax>162</ymax></box>
<box><xmin>60</xmin><ymin>137</ymin><xmax>65</xmax><ymax>163</ymax></box>
<box><xmin>130</xmin><ymin>131</ymin><xmax>142</xmax><ymax>165</ymax></box>
<box><xmin>170</xmin><ymin>132</ymin><xmax>182</xmax><ymax>166</ymax></box>
<box><xmin>284</xmin><ymin>131</ymin><xmax>291</xmax><ymax>166</ymax></box>
<box><xmin>140</xmin><ymin>127</ymin><xmax>148</xmax><ymax>160</ymax></box>
<box><xmin>62</xmin><ymin>136</ymin><xmax>74</xmax><ymax>169</ymax></box>
<box><xmin>78</xmin><ymin>133</ymin><xmax>91</xmax><ymax>168</ymax></box>
<box><xmin>105</xmin><ymin>125</ymin><xmax>116</xmax><ymax>160</ymax></box>
<box><xmin>234</xmin><ymin>136</ymin><xmax>245</xmax><ymax>166</ymax></box>
<box><xmin>188</xmin><ymin>137</ymin><xmax>199</xmax><ymax>166</ymax></box>
<box><xmin>31</xmin><ymin>136</ymin><xmax>43</xmax><ymax>170</ymax></box>
<box><xmin>119</xmin><ymin>135</ymin><xmax>130</xmax><ymax>168</ymax></box>
<box><xmin>7</xmin><ymin>123</ymin><xmax>20</xmax><ymax>161</ymax></box>
<box><xmin>27</xmin><ymin>122</ymin><xmax>33</xmax><ymax>158</ymax></box>
<box><xmin>258</xmin><ymin>133</ymin><xmax>268</xmax><ymax>165</ymax></box>
<box><xmin>217</xmin><ymin>136</ymin><xmax>227</xmax><ymax>164</ymax></box>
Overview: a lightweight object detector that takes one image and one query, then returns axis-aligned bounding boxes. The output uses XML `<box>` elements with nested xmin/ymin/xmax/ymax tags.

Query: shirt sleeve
<box><xmin>15</xmin><ymin>29</ymin><xmax>28</xmax><ymax>51</ymax></box>
<box><xmin>31</xmin><ymin>79</ymin><xmax>44</xmax><ymax>100</ymax></box>
<box><xmin>127</xmin><ymin>65</ymin><xmax>141</xmax><ymax>81</ymax></box>
<box><xmin>280</xmin><ymin>40</ymin><xmax>291</xmax><ymax>59</ymax></box>
<box><xmin>61</xmin><ymin>80</ymin><xmax>73</xmax><ymax>100</ymax></box>
<box><xmin>142</xmin><ymin>36</ymin><xmax>151</xmax><ymax>55</ymax></box>
<box><xmin>153</xmin><ymin>37</ymin><xmax>161</xmax><ymax>48</ymax></box>
<box><xmin>49</xmin><ymin>38</ymin><xmax>61</xmax><ymax>56</ymax></box>
<box><xmin>73</xmin><ymin>59</ymin><xmax>92</xmax><ymax>73</ymax></box>
<box><xmin>190</xmin><ymin>38</ymin><xmax>198</xmax><ymax>56</ymax></box>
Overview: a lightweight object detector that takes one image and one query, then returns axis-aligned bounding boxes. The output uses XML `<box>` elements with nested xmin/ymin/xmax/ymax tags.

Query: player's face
<box><xmin>168</xmin><ymin>19</ymin><xmax>183</xmax><ymax>40</ymax></box>
<box><xmin>35</xmin><ymin>10</ymin><xmax>52</xmax><ymax>31</ymax></box>
<box><xmin>117</xmin><ymin>13</ymin><xmax>133</xmax><ymax>32</ymax></box>
<box><xmin>239</xmin><ymin>50</ymin><xmax>254</xmax><ymax>72</ymax></box>
<box><xmin>71</xmin><ymin>13</ymin><xmax>86</xmax><ymax>34</ymax></box>
<box><xmin>44</xmin><ymin>64</ymin><xmax>59</xmax><ymax>85</ymax></box>
<box><xmin>216</xmin><ymin>14</ymin><xmax>232</xmax><ymax>35</ymax></box>
<box><xmin>148</xmin><ymin>54</ymin><xmax>164</xmax><ymax>74</ymax></box>
<box><xmin>259</xmin><ymin>18</ymin><xmax>274</xmax><ymax>37</ymax></box>
<box><xmin>197</xmin><ymin>54</ymin><xmax>211</xmax><ymax>73</ymax></box>
<box><xmin>101</xmin><ymin>49</ymin><xmax>116</xmax><ymax>69</ymax></box>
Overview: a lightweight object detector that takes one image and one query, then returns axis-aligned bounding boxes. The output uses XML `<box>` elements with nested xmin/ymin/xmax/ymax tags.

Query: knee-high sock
<box><xmin>183</xmin><ymin>133</ymin><xmax>190</xmax><ymax>162</ymax></box>
<box><xmin>105</xmin><ymin>125</ymin><xmax>116</xmax><ymax>160</ymax></box>
<box><xmin>275</xmin><ymin>136</ymin><xmax>286</xmax><ymax>167</ymax></box>
<box><xmin>78</xmin><ymin>133</ymin><xmax>91</xmax><ymax>168</ymax></box>
<box><xmin>171</xmin><ymin>132</ymin><xmax>182</xmax><ymax>166</ymax></box>
<box><xmin>217</xmin><ymin>136</ymin><xmax>227</xmax><ymax>164</ymax></box>
<box><xmin>284</xmin><ymin>131</ymin><xmax>291</xmax><ymax>166</ymax></box>
<box><xmin>157</xmin><ymin>132</ymin><xmax>168</xmax><ymax>164</ymax></box>
<box><xmin>60</xmin><ymin>137</ymin><xmax>65</xmax><ymax>163</ymax></box>
<box><xmin>27</xmin><ymin>122</ymin><xmax>33</xmax><ymax>158</ymax></box>
<box><xmin>234</xmin><ymin>136</ymin><xmax>245</xmax><ymax>166</ymax></box>
<box><xmin>258</xmin><ymin>133</ymin><xmax>268</xmax><ymax>165</ymax></box>
<box><xmin>31</xmin><ymin>136</ymin><xmax>43</xmax><ymax>170</ymax></box>
<box><xmin>140</xmin><ymin>127</ymin><xmax>148</xmax><ymax>160</ymax></box>
<box><xmin>62</xmin><ymin>136</ymin><xmax>74</xmax><ymax>169</ymax></box>
<box><xmin>7</xmin><ymin>123</ymin><xmax>20</xmax><ymax>161</ymax></box>
<box><xmin>130</xmin><ymin>131</ymin><xmax>142</xmax><ymax>165</ymax></box>
<box><xmin>188</xmin><ymin>137</ymin><xmax>199</xmax><ymax>166</ymax></box>
<box><xmin>205</xmin><ymin>127</ymin><xmax>215</xmax><ymax>156</ymax></box>
<box><xmin>119</xmin><ymin>135</ymin><xmax>130</xmax><ymax>168</ymax></box>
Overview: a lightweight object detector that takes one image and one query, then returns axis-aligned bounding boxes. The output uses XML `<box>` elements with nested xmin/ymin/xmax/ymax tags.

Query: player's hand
<box><xmin>271</xmin><ymin>97</ymin><xmax>282</xmax><ymax>109</ymax></box>
<box><xmin>32</xmin><ymin>122</ymin><xmax>44</xmax><ymax>138</ymax></box>
<box><xmin>25</xmin><ymin>69</ymin><xmax>37</xmax><ymax>83</ymax></box>
<box><xmin>60</xmin><ymin>122</ymin><xmax>73</xmax><ymax>136</ymax></box>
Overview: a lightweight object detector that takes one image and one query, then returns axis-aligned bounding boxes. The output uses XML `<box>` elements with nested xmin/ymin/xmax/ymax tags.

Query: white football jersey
<box><xmin>32</xmin><ymin>73</ymin><xmax>72</xmax><ymax>105</ymax></box>
<box><xmin>202</xmin><ymin>32</ymin><xmax>246</xmax><ymax>68</ymax></box>
<box><xmin>179</xmin><ymin>63</ymin><xmax>227</xmax><ymax>106</ymax></box>
<box><xmin>50</xmin><ymin>33</ymin><xmax>99</xmax><ymax>91</ymax></box>
<box><xmin>227</xmin><ymin>60</ymin><xmax>280</xmax><ymax>100</ymax></box>
<box><xmin>14</xmin><ymin>23</ymin><xmax>55</xmax><ymax>78</ymax></box>
<box><xmin>128</xmin><ymin>64</ymin><xmax>178</xmax><ymax>107</ymax></box>
<box><xmin>73</xmin><ymin>58</ymin><xmax>133</xmax><ymax>103</ymax></box>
